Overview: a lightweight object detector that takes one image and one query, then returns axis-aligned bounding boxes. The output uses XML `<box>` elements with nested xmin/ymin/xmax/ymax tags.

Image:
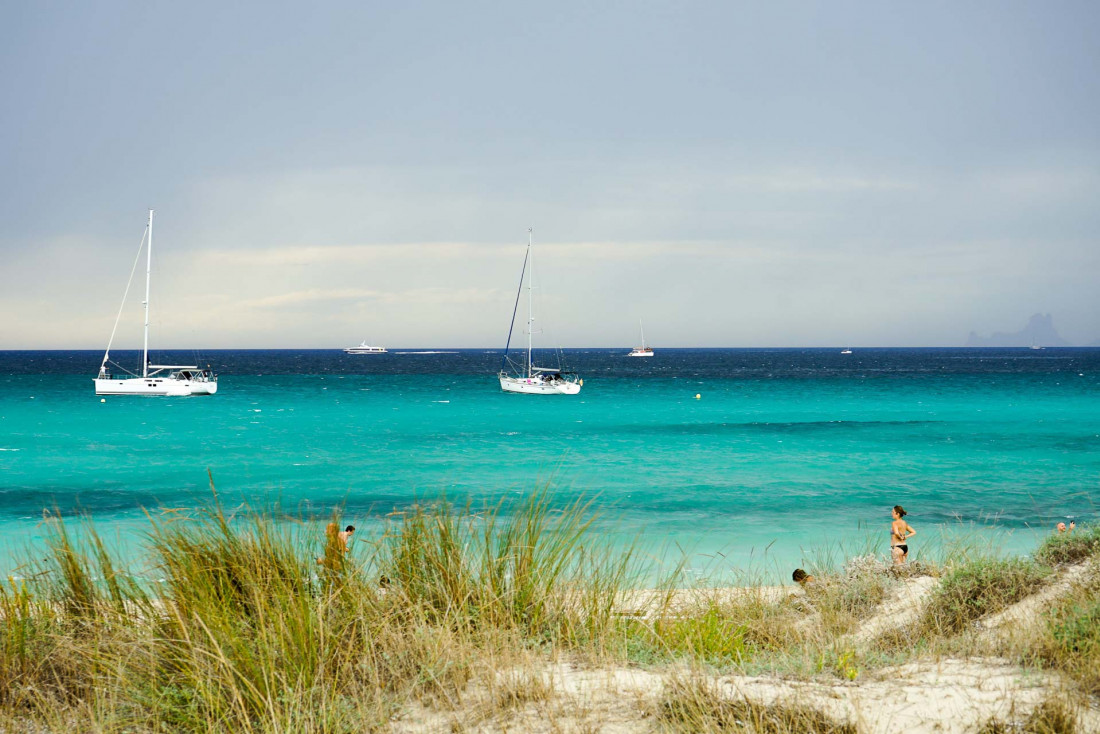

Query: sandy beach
<box><xmin>389</xmin><ymin>557</ymin><xmax>1100</xmax><ymax>733</ymax></box>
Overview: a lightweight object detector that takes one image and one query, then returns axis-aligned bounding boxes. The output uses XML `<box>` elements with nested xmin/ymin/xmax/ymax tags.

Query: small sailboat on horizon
<box><xmin>628</xmin><ymin>320</ymin><xmax>654</xmax><ymax>357</ymax></box>
<box><xmin>94</xmin><ymin>210</ymin><xmax>218</xmax><ymax>396</ymax></box>
<box><xmin>498</xmin><ymin>229</ymin><xmax>581</xmax><ymax>395</ymax></box>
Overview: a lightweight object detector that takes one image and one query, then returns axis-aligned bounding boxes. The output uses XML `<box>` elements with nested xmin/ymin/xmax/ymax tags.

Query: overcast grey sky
<box><xmin>2</xmin><ymin>1</ymin><xmax>1098</xmax><ymax>348</ymax></box>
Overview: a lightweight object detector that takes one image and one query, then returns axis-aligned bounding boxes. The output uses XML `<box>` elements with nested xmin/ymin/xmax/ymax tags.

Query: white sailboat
<box><xmin>344</xmin><ymin>341</ymin><xmax>387</xmax><ymax>354</ymax></box>
<box><xmin>498</xmin><ymin>229</ymin><xmax>581</xmax><ymax>395</ymax></box>
<box><xmin>94</xmin><ymin>210</ymin><xmax>218</xmax><ymax>396</ymax></box>
<box><xmin>628</xmin><ymin>321</ymin><xmax>654</xmax><ymax>357</ymax></box>
<box><xmin>840</xmin><ymin>348</ymin><xmax>853</xmax><ymax>355</ymax></box>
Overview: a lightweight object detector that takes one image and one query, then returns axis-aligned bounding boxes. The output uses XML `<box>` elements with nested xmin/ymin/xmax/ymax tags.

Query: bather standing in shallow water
<box><xmin>891</xmin><ymin>505</ymin><xmax>916</xmax><ymax>565</ymax></box>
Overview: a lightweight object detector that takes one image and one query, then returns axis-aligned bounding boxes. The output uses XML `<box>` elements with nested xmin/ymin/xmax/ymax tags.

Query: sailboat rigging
<box><xmin>628</xmin><ymin>321</ymin><xmax>654</xmax><ymax>357</ymax></box>
<box><xmin>94</xmin><ymin>210</ymin><xmax>218</xmax><ymax>396</ymax></box>
<box><xmin>498</xmin><ymin>229</ymin><xmax>581</xmax><ymax>395</ymax></box>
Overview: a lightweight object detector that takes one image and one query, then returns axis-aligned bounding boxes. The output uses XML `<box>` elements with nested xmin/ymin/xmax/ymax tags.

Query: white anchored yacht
<box><xmin>628</xmin><ymin>321</ymin><xmax>654</xmax><ymax>357</ymax></box>
<box><xmin>498</xmin><ymin>229</ymin><xmax>582</xmax><ymax>395</ymax></box>
<box><xmin>94</xmin><ymin>210</ymin><xmax>218</xmax><ymax>396</ymax></box>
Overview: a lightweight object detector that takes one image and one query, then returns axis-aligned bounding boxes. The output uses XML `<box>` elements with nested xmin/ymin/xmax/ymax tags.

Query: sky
<box><xmin>2</xmin><ymin>1</ymin><xmax>1098</xmax><ymax>349</ymax></box>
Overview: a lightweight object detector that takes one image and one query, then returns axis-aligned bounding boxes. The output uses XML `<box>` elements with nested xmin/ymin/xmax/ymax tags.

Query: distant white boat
<box><xmin>1030</xmin><ymin>344</ymin><xmax>1043</xmax><ymax>350</ymax></box>
<box><xmin>344</xmin><ymin>342</ymin><xmax>387</xmax><ymax>354</ymax></box>
<box><xmin>94</xmin><ymin>210</ymin><xmax>218</xmax><ymax>397</ymax></box>
<box><xmin>840</xmin><ymin>348</ymin><xmax>853</xmax><ymax>355</ymax></box>
<box><xmin>498</xmin><ymin>229</ymin><xmax>581</xmax><ymax>395</ymax></box>
<box><xmin>628</xmin><ymin>321</ymin><xmax>654</xmax><ymax>357</ymax></box>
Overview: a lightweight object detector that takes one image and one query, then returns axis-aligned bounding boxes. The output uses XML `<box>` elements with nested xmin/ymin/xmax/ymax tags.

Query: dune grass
<box><xmin>919</xmin><ymin>556</ymin><xmax>1051</xmax><ymax>637</ymax></box>
<box><xmin>978</xmin><ymin>695</ymin><xmax>1081</xmax><ymax>734</ymax></box>
<box><xmin>4</xmin><ymin>496</ymin><xmax>1099</xmax><ymax>732</ymax></box>
<box><xmin>919</xmin><ymin>527</ymin><xmax>1100</xmax><ymax>701</ymax></box>
<box><xmin>0</xmin><ymin>489</ymin><xmax>662</xmax><ymax>732</ymax></box>
<box><xmin>611</xmin><ymin>603</ymin><xmax>754</xmax><ymax>667</ymax></box>
<box><xmin>1034</xmin><ymin>523</ymin><xmax>1100</xmax><ymax>566</ymax></box>
<box><xmin>654</xmin><ymin>673</ymin><xmax>856</xmax><ymax>733</ymax></box>
<box><xmin>1010</xmin><ymin>569</ymin><xmax>1100</xmax><ymax>698</ymax></box>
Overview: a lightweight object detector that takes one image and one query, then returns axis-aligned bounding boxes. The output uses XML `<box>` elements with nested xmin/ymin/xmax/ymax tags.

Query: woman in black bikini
<box><xmin>891</xmin><ymin>505</ymin><xmax>916</xmax><ymax>564</ymax></box>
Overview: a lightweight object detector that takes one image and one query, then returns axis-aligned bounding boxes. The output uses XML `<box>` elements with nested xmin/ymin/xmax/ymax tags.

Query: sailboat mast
<box><xmin>640</xmin><ymin>319</ymin><xmax>645</xmax><ymax>349</ymax></box>
<box><xmin>526</xmin><ymin>228</ymin><xmax>533</xmax><ymax>380</ymax></box>
<box><xmin>142</xmin><ymin>209</ymin><xmax>153</xmax><ymax>378</ymax></box>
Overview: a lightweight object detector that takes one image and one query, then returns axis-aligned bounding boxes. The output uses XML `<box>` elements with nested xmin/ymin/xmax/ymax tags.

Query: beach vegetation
<box><xmin>654</xmin><ymin>672</ymin><xmax>856</xmax><ymax>733</ymax></box>
<box><xmin>2</xmin><ymin>492</ymin><xmax>1097</xmax><ymax>731</ymax></box>
<box><xmin>810</xmin><ymin>566</ymin><xmax>890</xmax><ymax>637</ymax></box>
<box><xmin>487</xmin><ymin>668</ymin><xmax>554</xmax><ymax>713</ymax></box>
<box><xmin>374</xmin><ymin>490</ymin><xmax>640</xmax><ymax>639</ymax></box>
<box><xmin>1034</xmin><ymin>523</ymin><xmax>1100</xmax><ymax>566</ymax></box>
<box><xmin>0</xmin><ymin>489</ymin><xmax>662</xmax><ymax>731</ymax></box>
<box><xmin>634</xmin><ymin>603</ymin><xmax>752</xmax><ymax>665</ymax></box>
<box><xmin>819</xmin><ymin>648</ymin><xmax>861</xmax><ymax>681</ymax></box>
<box><xmin>920</xmin><ymin>556</ymin><xmax>1050</xmax><ymax>636</ymax></box>
<box><xmin>1017</xmin><ymin>573</ymin><xmax>1100</xmax><ymax>697</ymax></box>
<box><xmin>978</xmin><ymin>694</ymin><xmax>1080</xmax><ymax>734</ymax></box>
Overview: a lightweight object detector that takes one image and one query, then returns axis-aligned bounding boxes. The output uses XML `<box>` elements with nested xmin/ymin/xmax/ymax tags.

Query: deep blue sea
<box><xmin>2</xmin><ymin>348</ymin><xmax>1097</xmax><ymax>583</ymax></box>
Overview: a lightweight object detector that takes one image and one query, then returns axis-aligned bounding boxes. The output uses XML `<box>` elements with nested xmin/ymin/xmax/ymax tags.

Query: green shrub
<box><xmin>810</xmin><ymin>573</ymin><xmax>888</xmax><ymax>636</ymax></box>
<box><xmin>1035</xmin><ymin>525</ymin><xmax>1100</xmax><ymax>566</ymax></box>
<box><xmin>1039</xmin><ymin>581</ymin><xmax>1100</xmax><ymax>695</ymax></box>
<box><xmin>1051</xmin><ymin>600</ymin><xmax>1100</xmax><ymax>658</ymax></box>
<box><xmin>608</xmin><ymin>604</ymin><xmax>753</xmax><ymax>666</ymax></box>
<box><xmin>921</xmin><ymin>557</ymin><xmax>1050</xmax><ymax>636</ymax></box>
<box><xmin>656</xmin><ymin>605</ymin><xmax>750</xmax><ymax>663</ymax></box>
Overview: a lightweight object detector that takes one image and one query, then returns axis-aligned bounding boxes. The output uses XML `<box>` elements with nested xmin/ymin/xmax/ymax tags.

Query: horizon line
<box><xmin>2</xmin><ymin>345</ymin><xmax>1098</xmax><ymax>352</ymax></box>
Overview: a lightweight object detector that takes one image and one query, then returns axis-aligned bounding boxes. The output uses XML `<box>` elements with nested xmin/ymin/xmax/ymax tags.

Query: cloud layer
<box><xmin>2</xmin><ymin>2</ymin><xmax>1098</xmax><ymax>347</ymax></box>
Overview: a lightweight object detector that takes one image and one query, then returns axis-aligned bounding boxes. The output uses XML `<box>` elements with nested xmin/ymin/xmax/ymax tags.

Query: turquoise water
<box><xmin>2</xmin><ymin>349</ymin><xmax>1098</xmax><ymax>582</ymax></box>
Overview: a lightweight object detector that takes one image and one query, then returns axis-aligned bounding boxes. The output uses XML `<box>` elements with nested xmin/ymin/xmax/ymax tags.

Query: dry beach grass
<box><xmin>1</xmin><ymin>493</ymin><xmax>1099</xmax><ymax>733</ymax></box>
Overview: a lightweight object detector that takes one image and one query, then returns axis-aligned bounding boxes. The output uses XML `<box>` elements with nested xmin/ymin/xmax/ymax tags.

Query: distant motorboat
<box><xmin>344</xmin><ymin>342</ymin><xmax>387</xmax><ymax>354</ymax></box>
<box><xmin>628</xmin><ymin>321</ymin><xmax>654</xmax><ymax>357</ymax></box>
<box><xmin>498</xmin><ymin>229</ymin><xmax>582</xmax><ymax>395</ymax></box>
<box><xmin>840</xmin><ymin>348</ymin><xmax>853</xmax><ymax>355</ymax></box>
<box><xmin>94</xmin><ymin>210</ymin><xmax>218</xmax><ymax>397</ymax></box>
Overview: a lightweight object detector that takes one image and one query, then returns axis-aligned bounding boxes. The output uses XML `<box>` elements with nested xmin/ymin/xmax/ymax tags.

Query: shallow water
<box><xmin>2</xmin><ymin>348</ymin><xmax>1097</xmax><ymax>582</ymax></box>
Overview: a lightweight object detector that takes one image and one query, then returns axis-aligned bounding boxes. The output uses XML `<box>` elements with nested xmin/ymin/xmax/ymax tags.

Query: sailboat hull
<box><xmin>498</xmin><ymin>229</ymin><xmax>581</xmax><ymax>396</ymax></box>
<box><xmin>499</xmin><ymin>375</ymin><xmax>581</xmax><ymax>395</ymax></box>
<box><xmin>95</xmin><ymin>211</ymin><xmax>220</xmax><ymax>397</ymax></box>
<box><xmin>95</xmin><ymin>377</ymin><xmax>218</xmax><ymax>396</ymax></box>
